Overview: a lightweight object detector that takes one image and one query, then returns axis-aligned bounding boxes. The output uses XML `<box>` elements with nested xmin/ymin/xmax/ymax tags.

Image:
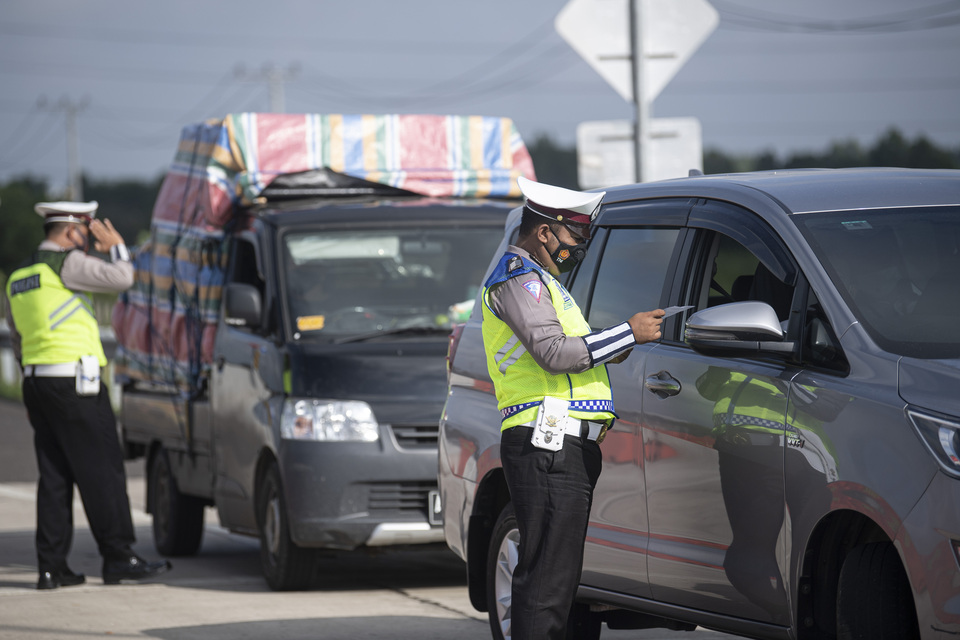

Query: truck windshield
<box><xmin>794</xmin><ymin>206</ymin><xmax>960</xmax><ymax>359</ymax></box>
<box><xmin>281</xmin><ymin>225</ymin><xmax>503</xmax><ymax>340</ymax></box>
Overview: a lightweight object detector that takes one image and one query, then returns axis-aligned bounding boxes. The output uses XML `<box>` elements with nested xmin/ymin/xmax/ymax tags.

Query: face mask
<box><xmin>68</xmin><ymin>225</ymin><xmax>90</xmax><ymax>253</ymax></box>
<box><xmin>548</xmin><ymin>227</ymin><xmax>588</xmax><ymax>273</ymax></box>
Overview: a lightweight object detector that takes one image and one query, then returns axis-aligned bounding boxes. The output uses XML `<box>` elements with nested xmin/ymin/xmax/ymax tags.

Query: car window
<box><xmin>794</xmin><ymin>206</ymin><xmax>960</xmax><ymax>359</ymax></box>
<box><xmin>584</xmin><ymin>228</ymin><xmax>680</xmax><ymax>329</ymax></box>
<box><xmin>692</xmin><ymin>232</ymin><xmax>796</xmax><ymax>323</ymax></box>
<box><xmin>281</xmin><ymin>225</ymin><xmax>502</xmax><ymax>339</ymax></box>
<box><xmin>229</xmin><ymin>237</ymin><xmax>264</xmax><ymax>296</ymax></box>
<box><xmin>802</xmin><ymin>287</ymin><xmax>848</xmax><ymax>373</ymax></box>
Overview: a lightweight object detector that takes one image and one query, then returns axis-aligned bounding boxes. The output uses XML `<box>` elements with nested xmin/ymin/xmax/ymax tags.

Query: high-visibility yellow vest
<box><xmin>6</xmin><ymin>251</ymin><xmax>107</xmax><ymax>366</ymax></box>
<box><xmin>482</xmin><ymin>253</ymin><xmax>615</xmax><ymax>431</ymax></box>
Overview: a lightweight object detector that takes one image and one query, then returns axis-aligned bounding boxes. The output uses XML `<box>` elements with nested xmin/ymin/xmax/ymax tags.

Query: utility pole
<box><xmin>235</xmin><ymin>63</ymin><xmax>300</xmax><ymax>113</ymax></box>
<box><xmin>629</xmin><ymin>0</ymin><xmax>646</xmax><ymax>184</ymax></box>
<box><xmin>39</xmin><ymin>96</ymin><xmax>89</xmax><ymax>201</ymax></box>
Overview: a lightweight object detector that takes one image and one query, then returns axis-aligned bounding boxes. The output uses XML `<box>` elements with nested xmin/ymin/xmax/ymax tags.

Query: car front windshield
<box><xmin>794</xmin><ymin>206</ymin><xmax>960</xmax><ymax>359</ymax></box>
<box><xmin>281</xmin><ymin>225</ymin><xmax>502</xmax><ymax>340</ymax></box>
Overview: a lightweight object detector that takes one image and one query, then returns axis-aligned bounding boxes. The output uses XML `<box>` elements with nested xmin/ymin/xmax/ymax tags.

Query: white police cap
<box><xmin>35</xmin><ymin>201</ymin><xmax>99</xmax><ymax>224</ymax></box>
<box><xmin>518</xmin><ymin>177</ymin><xmax>605</xmax><ymax>226</ymax></box>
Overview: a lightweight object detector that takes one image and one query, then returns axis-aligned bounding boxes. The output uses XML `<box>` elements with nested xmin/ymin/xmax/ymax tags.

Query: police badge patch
<box><xmin>521</xmin><ymin>279</ymin><xmax>542</xmax><ymax>302</ymax></box>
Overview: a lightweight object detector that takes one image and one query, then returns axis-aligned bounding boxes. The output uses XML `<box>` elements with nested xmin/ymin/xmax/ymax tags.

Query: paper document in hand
<box><xmin>661</xmin><ymin>306</ymin><xmax>694</xmax><ymax>319</ymax></box>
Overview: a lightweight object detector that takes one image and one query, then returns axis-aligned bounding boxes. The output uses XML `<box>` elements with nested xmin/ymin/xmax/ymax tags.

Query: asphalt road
<box><xmin>0</xmin><ymin>398</ymin><xmax>741</xmax><ymax>640</ymax></box>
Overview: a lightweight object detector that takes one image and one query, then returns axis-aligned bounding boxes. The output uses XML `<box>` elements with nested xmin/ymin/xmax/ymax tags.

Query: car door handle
<box><xmin>645</xmin><ymin>371</ymin><xmax>681</xmax><ymax>399</ymax></box>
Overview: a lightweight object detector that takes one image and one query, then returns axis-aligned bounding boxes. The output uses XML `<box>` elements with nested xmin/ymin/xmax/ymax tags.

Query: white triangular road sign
<box><xmin>556</xmin><ymin>0</ymin><xmax>719</xmax><ymax>102</ymax></box>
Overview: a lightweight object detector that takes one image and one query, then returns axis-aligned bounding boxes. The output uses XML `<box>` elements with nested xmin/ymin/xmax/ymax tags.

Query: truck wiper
<box><xmin>333</xmin><ymin>325</ymin><xmax>450</xmax><ymax>344</ymax></box>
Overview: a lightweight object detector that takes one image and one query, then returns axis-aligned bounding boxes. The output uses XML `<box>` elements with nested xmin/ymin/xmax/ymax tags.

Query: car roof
<box><xmin>250</xmin><ymin>195</ymin><xmax>518</xmax><ymax>228</ymax></box>
<box><xmin>601</xmin><ymin>167</ymin><xmax>960</xmax><ymax>215</ymax></box>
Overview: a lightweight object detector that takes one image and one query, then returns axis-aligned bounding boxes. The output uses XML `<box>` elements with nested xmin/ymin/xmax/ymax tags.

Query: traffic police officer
<box><xmin>5</xmin><ymin>201</ymin><xmax>171</xmax><ymax>589</ymax></box>
<box><xmin>481</xmin><ymin>177</ymin><xmax>663</xmax><ymax>639</ymax></box>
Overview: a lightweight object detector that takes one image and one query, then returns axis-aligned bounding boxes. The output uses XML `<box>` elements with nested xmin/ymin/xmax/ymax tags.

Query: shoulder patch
<box><xmin>9</xmin><ymin>274</ymin><xmax>40</xmax><ymax>296</ymax></box>
<box><xmin>521</xmin><ymin>279</ymin><xmax>542</xmax><ymax>302</ymax></box>
<box><xmin>507</xmin><ymin>256</ymin><xmax>524</xmax><ymax>272</ymax></box>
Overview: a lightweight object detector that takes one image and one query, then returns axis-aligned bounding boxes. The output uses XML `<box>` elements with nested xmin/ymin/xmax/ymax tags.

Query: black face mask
<box><xmin>548</xmin><ymin>227</ymin><xmax>588</xmax><ymax>273</ymax></box>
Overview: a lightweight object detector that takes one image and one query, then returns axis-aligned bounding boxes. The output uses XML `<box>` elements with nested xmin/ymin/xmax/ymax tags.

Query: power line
<box><xmin>0</xmin><ymin>20</ymin><xmax>514</xmax><ymax>55</ymax></box>
<box><xmin>235</xmin><ymin>64</ymin><xmax>299</xmax><ymax>113</ymax></box>
<box><xmin>712</xmin><ymin>0</ymin><xmax>960</xmax><ymax>33</ymax></box>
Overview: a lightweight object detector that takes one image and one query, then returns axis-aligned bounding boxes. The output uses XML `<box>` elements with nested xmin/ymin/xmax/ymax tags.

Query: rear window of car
<box><xmin>794</xmin><ymin>206</ymin><xmax>960</xmax><ymax>359</ymax></box>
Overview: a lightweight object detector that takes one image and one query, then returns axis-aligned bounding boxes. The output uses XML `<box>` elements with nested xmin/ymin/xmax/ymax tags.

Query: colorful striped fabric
<box><xmin>112</xmin><ymin>113</ymin><xmax>536</xmax><ymax>390</ymax></box>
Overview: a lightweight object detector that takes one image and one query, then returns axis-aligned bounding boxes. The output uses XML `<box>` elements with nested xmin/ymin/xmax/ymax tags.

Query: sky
<box><xmin>1</xmin><ymin>0</ymin><xmax>959</xmax><ymax>194</ymax></box>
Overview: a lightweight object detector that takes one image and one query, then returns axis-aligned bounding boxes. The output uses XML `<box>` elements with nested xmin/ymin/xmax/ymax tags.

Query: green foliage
<box><xmin>0</xmin><ymin>176</ymin><xmax>48</xmax><ymax>278</ymax></box>
<box><xmin>527</xmin><ymin>134</ymin><xmax>581</xmax><ymax>189</ymax></box>
<box><xmin>528</xmin><ymin>127</ymin><xmax>958</xmax><ymax>186</ymax></box>
<box><xmin>708</xmin><ymin>128</ymin><xmax>960</xmax><ymax>174</ymax></box>
<box><xmin>83</xmin><ymin>174</ymin><xmax>162</xmax><ymax>249</ymax></box>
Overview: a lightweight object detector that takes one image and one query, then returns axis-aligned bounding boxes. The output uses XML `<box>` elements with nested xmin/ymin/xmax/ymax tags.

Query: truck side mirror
<box><xmin>684</xmin><ymin>301</ymin><xmax>796</xmax><ymax>358</ymax></box>
<box><xmin>224</xmin><ymin>283</ymin><xmax>262</xmax><ymax>330</ymax></box>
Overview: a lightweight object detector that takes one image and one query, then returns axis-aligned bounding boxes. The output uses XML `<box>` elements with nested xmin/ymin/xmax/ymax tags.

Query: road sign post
<box><xmin>556</xmin><ymin>0</ymin><xmax>718</xmax><ymax>183</ymax></box>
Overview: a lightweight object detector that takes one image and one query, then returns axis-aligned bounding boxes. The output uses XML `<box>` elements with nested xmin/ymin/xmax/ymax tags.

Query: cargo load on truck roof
<box><xmin>111</xmin><ymin>112</ymin><xmax>536</xmax><ymax>392</ymax></box>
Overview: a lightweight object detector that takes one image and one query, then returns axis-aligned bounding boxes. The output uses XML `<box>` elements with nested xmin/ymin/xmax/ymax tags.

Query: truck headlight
<box><xmin>281</xmin><ymin>399</ymin><xmax>380</xmax><ymax>442</ymax></box>
<box><xmin>908</xmin><ymin>409</ymin><xmax>960</xmax><ymax>479</ymax></box>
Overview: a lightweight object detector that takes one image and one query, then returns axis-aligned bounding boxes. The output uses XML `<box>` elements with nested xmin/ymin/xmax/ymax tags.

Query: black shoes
<box><xmin>37</xmin><ymin>568</ymin><xmax>86</xmax><ymax>590</ymax></box>
<box><xmin>102</xmin><ymin>554</ymin><xmax>172</xmax><ymax>585</ymax></box>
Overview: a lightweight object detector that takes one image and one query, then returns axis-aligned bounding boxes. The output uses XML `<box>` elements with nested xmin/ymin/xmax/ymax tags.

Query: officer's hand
<box><xmin>627</xmin><ymin>309</ymin><xmax>664</xmax><ymax>344</ymax></box>
<box><xmin>89</xmin><ymin>218</ymin><xmax>125</xmax><ymax>253</ymax></box>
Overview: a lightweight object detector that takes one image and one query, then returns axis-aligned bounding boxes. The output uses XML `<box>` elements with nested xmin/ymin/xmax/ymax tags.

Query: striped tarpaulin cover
<box><xmin>112</xmin><ymin>113</ymin><xmax>535</xmax><ymax>390</ymax></box>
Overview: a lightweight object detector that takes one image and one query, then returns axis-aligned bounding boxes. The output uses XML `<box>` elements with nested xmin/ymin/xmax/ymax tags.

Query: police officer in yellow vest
<box><xmin>5</xmin><ymin>201</ymin><xmax>170</xmax><ymax>590</ymax></box>
<box><xmin>482</xmin><ymin>178</ymin><xmax>664</xmax><ymax>639</ymax></box>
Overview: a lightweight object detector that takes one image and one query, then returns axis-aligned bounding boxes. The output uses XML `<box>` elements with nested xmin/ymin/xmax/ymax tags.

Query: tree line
<box><xmin>2</xmin><ymin>127</ymin><xmax>958</xmax><ymax>282</ymax></box>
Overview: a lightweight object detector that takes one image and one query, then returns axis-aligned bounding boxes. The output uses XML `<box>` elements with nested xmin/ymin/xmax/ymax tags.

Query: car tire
<box><xmin>487</xmin><ymin>503</ymin><xmax>519</xmax><ymax>640</ymax></box>
<box><xmin>150</xmin><ymin>448</ymin><xmax>205</xmax><ymax>556</ymax></box>
<box><xmin>485</xmin><ymin>503</ymin><xmax>601</xmax><ymax>640</ymax></box>
<box><xmin>837</xmin><ymin>542</ymin><xmax>919</xmax><ymax>640</ymax></box>
<box><xmin>256</xmin><ymin>462</ymin><xmax>317</xmax><ymax>591</ymax></box>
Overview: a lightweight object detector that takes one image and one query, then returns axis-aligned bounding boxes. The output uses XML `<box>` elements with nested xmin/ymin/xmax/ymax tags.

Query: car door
<box><xmin>210</xmin><ymin>229</ymin><xmax>283</xmax><ymax>532</ymax></box>
<box><xmin>571</xmin><ymin>199</ymin><xmax>691</xmax><ymax>598</ymax></box>
<box><xmin>639</xmin><ymin>200</ymin><xmax>800</xmax><ymax>625</ymax></box>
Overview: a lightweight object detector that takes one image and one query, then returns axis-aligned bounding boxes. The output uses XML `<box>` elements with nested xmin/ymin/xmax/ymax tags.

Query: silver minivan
<box><xmin>438</xmin><ymin>168</ymin><xmax>960</xmax><ymax>639</ymax></box>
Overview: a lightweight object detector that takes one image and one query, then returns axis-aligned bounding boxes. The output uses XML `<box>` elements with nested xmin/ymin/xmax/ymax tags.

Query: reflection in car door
<box><xmin>639</xmin><ymin>226</ymin><xmax>797</xmax><ymax>626</ymax></box>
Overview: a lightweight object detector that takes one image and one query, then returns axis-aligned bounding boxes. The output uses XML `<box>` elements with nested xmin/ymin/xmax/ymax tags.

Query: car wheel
<box><xmin>487</xmin><ymin>503</ymin><xmax>519</xmax><ymax>640</ymax></box>
<box><xmin>150</xmin><ymin>448</ymin><xmax>204</xmax><ymax>556</ymax></box>
<box><xmin>256</xmin><ymin>462</ymin><xmax>317</xmax><ymax>591</ymax></box>
<box><xmin>485</xmin><ymin>503</ymin><xmax>601</xmax><ymax>640</ymax></box>
<box><xmin>837</xmin><ymin>542</ymin><xmax>919</xmax><ymax>640</ymax></box>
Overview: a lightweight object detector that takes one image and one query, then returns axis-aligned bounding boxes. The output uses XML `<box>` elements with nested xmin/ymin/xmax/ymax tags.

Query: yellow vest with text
<box><xmin>6</xmin><ymin>250</ymin><xmax>107</xmax><ymax>366</ymax></box>
<box><xmin>481</xmin><ymin>253</ymin><xmax>616</xmax><ymax>431</ymax></box>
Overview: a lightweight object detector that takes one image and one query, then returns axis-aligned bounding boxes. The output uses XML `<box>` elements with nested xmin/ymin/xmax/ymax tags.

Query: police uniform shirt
<box><xmin>486</xmin><ymin>245</ymin><xmax>594</xmax><ymax>375</ymax></box>
<box><xmin>5</xmin><ymin>240</ymin><xmax>133</xmax><ymax>363</ymax></box>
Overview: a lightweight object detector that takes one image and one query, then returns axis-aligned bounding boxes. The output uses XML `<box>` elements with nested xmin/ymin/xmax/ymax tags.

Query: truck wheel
<box><xmin>837</xmin><ymin>542</ymin><xmax>919</xmax><ymax>640</ymax></box>
<box><xmin>256</xmin><ymin>463</ymin><xmax>317</xmax><ymax>591</ymax></box>
<box><xmin>150</xmin><ymin>448</ymin><xmax>204</xmax><ymax>556</ymax></box>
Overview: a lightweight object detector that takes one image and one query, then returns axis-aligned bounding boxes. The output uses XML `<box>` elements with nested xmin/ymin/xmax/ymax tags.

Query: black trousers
<box><xmin>22</xmin><ymin>376</ymin><xmax>136</xmax><ymax>572</ymax></box>
<box><xmin>500</xmin><ymin>426</ymin><xmax>602</xmax><ymax>640</ymax></box>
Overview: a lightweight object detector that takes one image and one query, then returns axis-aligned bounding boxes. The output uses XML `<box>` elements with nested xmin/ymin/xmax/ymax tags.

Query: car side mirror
<box><xmin>224</xmin><ymin>283</ymin><xmax>262</xmax><ymax>330</ymax></box>
<box><xmin>685</xmin><ymin>301</ymin><xmax>796</xmax><ymax>357</ymax></box>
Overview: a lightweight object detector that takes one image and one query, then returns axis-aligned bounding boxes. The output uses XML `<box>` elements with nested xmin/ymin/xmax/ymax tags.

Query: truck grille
<box><xmin>391</xmin><ymin>424</ymin><xmax>439</xmax><ymax>449</ymax></box>
<box><xmin>367</xmin><ymin>481</ymin><xmax>435</xmax><ymax>515</ymax></box>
